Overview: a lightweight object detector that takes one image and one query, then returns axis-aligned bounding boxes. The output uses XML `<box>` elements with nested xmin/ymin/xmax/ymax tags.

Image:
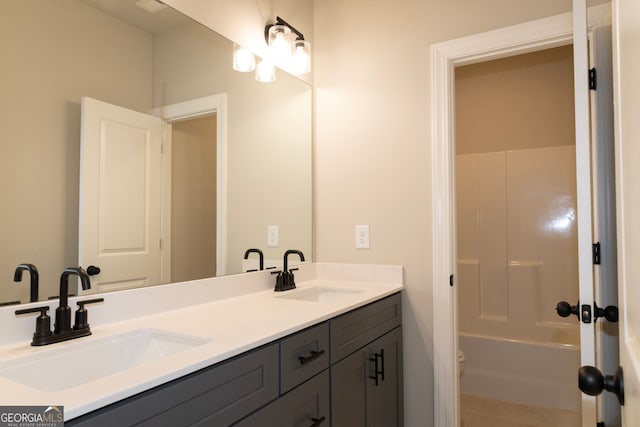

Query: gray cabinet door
<box><xmin>235</xmin><ymin>371</ymin><xmax>330</xmax><ymax>427</ymax></box>
<box><xmin>331</xmin><ymin>346</ymin><xmax>370</xmax><ymax>427</ymax></box>
<box><xmin>371</xmin><ymin>327</ymin><xmax>403</xmax><ymax>427</ymax></box>
<box><xmin>331</xmin><ymin>327</ymin><xmax>403</xmax><ymax>427</ymax></box>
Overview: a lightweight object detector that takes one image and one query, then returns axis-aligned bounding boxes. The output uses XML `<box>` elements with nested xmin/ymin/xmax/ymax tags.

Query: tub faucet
<box><xmin>273</xmin><ymin>250</ymin><xmax>305</xmax><ymax>291</ymax></box>
<box><xmin>244</xmin><ymin>248</ymin><xmax>264</xmax><ymax>271</ymax></box>
<box><xmin>13</xmin><ymin>263</ymin><xmax>39</xmax><ymax>303</ymax></box>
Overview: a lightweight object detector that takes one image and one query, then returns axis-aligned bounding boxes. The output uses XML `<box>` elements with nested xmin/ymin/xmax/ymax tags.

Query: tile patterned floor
<box><xmin>460</xmin><ymin>393</ymin><xmax>582</xmax><ymax>427</ymax></box>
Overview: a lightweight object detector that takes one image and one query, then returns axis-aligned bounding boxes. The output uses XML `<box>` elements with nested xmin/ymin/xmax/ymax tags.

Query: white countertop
<box><xmin>0</xmin><ymin>263</ymin><xmax>402</xmax><ymax>420</ymax></box>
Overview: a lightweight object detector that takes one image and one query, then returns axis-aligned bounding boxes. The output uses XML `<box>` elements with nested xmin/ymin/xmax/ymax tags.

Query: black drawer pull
<box><xmin>298</xmin><ymin>349</ymin><xmax>325</xmax><ymax>365</ymax></box>
<box><xmin>310</xmin><ymin>416</ymin><xmax>326</xmax><ymax>426</ymax></box>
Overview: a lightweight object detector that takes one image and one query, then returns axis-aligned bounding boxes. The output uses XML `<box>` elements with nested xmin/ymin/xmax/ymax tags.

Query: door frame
<box><xmin>430</xmin><ymin>6</ymin><xmax>610</xmax><ymax>426</ymax></box>
<box><xmin>152</xmin><ymin>93</ymin><xmax>229</xmax><ymax>277</ymax></box>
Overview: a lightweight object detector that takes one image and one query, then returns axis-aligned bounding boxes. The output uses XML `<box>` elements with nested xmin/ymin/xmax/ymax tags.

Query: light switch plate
<box><xmin>355</xmin><ymin>224</ymin><xmax>370</xmax><ymax>249</ymax></box>
<box><xmin>267</xmin><ymin>225</ymin><xmax>279</xmax><ymax>247</ymax></box>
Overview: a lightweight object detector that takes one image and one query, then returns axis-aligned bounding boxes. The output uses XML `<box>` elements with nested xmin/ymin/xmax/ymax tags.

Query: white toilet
<box><xmin>458</xmin><ymin>349</ymin><xmax>466</xmax><ymax>377</ymax></box>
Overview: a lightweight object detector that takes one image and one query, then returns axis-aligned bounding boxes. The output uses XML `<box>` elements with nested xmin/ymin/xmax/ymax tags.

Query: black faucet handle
<box><xmin>74</xmin><ymin>298</ymin><xmax>104</xmax><ymax>331</ymax></box>
<box><xmin>15</xmin><ymin>305</ymin><xmax>53</xmax><ymax>341</ymax></box>
<box><xmin>271</xmin><ymin>270</ymin><xmax>287</xmax><ymax>291</ymax></box>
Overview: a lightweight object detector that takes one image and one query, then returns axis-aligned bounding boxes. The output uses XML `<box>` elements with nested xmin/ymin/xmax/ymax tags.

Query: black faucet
<box><xmin>15</xmin><ymin>267</ymin><xmax>103</xmax><ymax>346</ymax></box>
<box><xmin>13</xmin><ymin>263</ymin><xmax>39</xmax><ymax>303</ymax></box>
<box><xmin>244</xmin><ymin>248</ymin><xmax>264</xmax><ymax>271</ymax></box>
<box><xmin>55</xmin><ymin>267</ymin><xmax>91</xmax><ymax>334</ymax></box>
<box><xmin>273</xmin><ymin>250</ymin><xmax>305</xmax><ymax>291</ymax></box>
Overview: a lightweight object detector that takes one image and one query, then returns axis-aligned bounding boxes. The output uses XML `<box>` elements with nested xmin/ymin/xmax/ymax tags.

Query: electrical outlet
<box><xmin>267</xmin><ymin>225</ymin><xmax>279</xmax><ymax>247</ymax></box>
<box><xmin>355</xmin><ymin>224</ymin><xmax>370</xmax><ymax>249</ymax></box>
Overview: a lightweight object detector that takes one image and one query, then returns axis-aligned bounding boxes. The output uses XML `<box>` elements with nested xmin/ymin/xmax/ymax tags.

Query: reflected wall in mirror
<box><xmin>0</xmin><ymin>0</ymin><xmax>312</xmax><ymax>304</ymax></box>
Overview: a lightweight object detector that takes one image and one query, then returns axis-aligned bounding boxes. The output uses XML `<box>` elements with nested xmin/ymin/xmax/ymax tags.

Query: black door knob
<box><xmin>556</xmin><ymin>301</ymin><xmax>580</xmax><ymax>319</ymax></box>
<box><xmin>86</xmin><ymin>265</ymin><xmax>101</xmax><ymax>276</ymax></box>
<box><xmin>594</xmin><ymin>302</ymin><xmax>619</xmax><ymax>323</ymax></box>
<box><xmin>578</xmin><ymin>365</ymin><xmax>624</xmax><ymax>405</ymax></box>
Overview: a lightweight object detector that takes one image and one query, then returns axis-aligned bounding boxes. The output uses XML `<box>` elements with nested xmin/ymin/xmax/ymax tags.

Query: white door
<box><xmin>79</xmin><ymin>97</ymin><xmax>163</xmax><ymax>294</ymax></box>
<box><xmin>612</xmin><ymin>0</ymin><xmax>640</xmax><ymax>424</ymax></box>
<box><xmin>573</xmin><ymin>1</ymin><xmax>598</xmax><ymax>424</ymax></box>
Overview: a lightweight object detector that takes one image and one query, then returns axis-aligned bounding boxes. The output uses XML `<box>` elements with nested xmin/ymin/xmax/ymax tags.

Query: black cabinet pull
<box><xmin>369</xmin><ymin>351</ymin><xmax>383</xmax><ymax>385</ymax></box>
<box><xmin>310</xmin><ymin>416</ymin><xmax>326</xmax><ymax>426</ymax></box>
<box><xmin>298</xmin><ymin>349</ymin><xmax>325</xmax><ymax>365</ymax></box>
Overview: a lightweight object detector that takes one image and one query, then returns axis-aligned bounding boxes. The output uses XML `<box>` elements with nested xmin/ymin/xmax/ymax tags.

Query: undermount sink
<box><xmin>276</xmin><ymin>286</ymin><xmax>365</xmax><ymax>302</ymax></box>
<box><xmin>0</xmin><ymin>329</ymin><xmax>209</xmax><ymax>392</ymax></box>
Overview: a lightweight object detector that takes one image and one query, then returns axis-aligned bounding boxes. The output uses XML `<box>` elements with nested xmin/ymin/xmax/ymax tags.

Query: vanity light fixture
<box><xmin>232</xmin><ymin>43</ymin><xmax>256</xmax><ymax>72</ymax></box>
<box><xmin>264</xmin><ymin>16</ymin><xmax>311</xmax><ymax>76</ymax></box>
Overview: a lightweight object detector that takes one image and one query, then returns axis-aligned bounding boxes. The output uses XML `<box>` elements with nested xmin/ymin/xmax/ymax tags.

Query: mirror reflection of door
<box><xmin>79</xmin><ymin>97</ymin><xmax>217</xmax><ymax>294</ymax></box>
<box><xmin>79</xmin><ymin>97</ymin><xmax>163</xmax><ymax>294</ymax></box>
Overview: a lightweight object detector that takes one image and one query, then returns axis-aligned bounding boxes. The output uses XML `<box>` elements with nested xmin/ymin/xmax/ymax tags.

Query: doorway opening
<box><xmin>454</xmin><ymin>45</ymin><xmax>581</xmax><ymax>426</ymax></box>
<box><xmin>430</xmin><ymin>5</ymin><xmax>617</xmax><ymax>426</ymax></box>
<box><xmin>170</xmin><ymin>114</ymin><xmax>218</xmax><ymax>283</ymax></box>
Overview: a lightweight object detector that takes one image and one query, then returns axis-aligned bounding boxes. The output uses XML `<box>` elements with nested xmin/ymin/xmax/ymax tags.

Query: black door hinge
<box><xmin>597</xmin><ymin>422</ymin><xmax>605</xmax><ymax>427</ymax></box>
<box><xmin>449</xmin><ymin>274</ymin><xmax>454</xmax><ymax>287</ymax></box>
<box><xmin>593</xmin><ymin>242</ymin><xmax>601</xmax><ymax>265</ymax></box>
<box><xmin>589</xmin><ymin>68</ymin><xmax>597</xmax><ymax>90</ymax></box>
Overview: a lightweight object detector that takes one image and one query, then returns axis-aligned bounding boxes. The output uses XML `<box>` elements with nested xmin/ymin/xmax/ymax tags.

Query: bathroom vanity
<box><xmin>0</xmin><ymin>263</ymin><xmax>403</xmax><ymax>426</ymax></box>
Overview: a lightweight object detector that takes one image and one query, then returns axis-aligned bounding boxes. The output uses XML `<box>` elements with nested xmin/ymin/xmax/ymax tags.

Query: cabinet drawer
<box><xmin>330</xmin><ymin>292</ymin><xmax>401</xmax><ymax>362</ymax></box>
<box><xmin>67</xmin><ymin>343</ymin><xmax>279</xmax><ymax>427</ymax></box>
<box><xmin>234</xmin><ymin>370</ymin><xmax>330</xmax><ymax>427</ymax></box>
<box><xmin>280</xmin><ymin>322</ymin><xmax>330</xmax><ymax>393</ymax></box>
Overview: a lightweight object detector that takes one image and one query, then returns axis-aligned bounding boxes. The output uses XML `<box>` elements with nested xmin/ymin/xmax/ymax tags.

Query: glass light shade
<box><xmin>255</xmin><ymin>58</ymin><xmax>276</xmax><ymax>82</ymax></box>
<box><xmin>268</xmin><ymin>25</ymin><xmax>292</xmax><ymax>65</ymax></box>
<box><xmin>292</xmin><ymin>40</ymin><xmax>311</xmax><ymax>75</ymax></box>
<box><xmin>232</xmin><ymin>44</ymin><xmax>255</xmax><ymax>72</ymax></box>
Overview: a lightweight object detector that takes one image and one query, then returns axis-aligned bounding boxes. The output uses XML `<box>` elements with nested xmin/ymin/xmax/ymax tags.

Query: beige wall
<box><xmin>0</xmin><ymin>0</ymin><xmax>152</xmax><ymax>302</ymax></box>
<box><xmin>171</xmin><ymin>115</ymin><xmax>217</xmax><ymax>283</ymax></box>
<box><xmin>455</xmin><ymin>45</ymin><xmax>575</xmax><ymax>154</ymax></box>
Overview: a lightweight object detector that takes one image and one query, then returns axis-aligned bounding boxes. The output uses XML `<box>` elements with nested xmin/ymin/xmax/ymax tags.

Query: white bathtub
<box><xmin>459</xmin><ymin>333</ymin><xmax>581</xmax><ymax>411</ymax></box>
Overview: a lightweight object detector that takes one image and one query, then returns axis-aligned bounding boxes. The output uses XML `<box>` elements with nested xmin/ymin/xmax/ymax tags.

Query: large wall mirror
<box><xmin>0</xmin><ymin>0</ymin><xmax>312</xmax><ymax>304</ymax></box>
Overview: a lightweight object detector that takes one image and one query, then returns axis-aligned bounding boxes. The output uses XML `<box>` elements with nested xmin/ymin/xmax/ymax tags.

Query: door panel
<box><xmin>79</xmin><ymin>97</ymin><xmax>163</xmax><ymax>294</ymax></box>
<box><xmin>613</xmin><ymin>0</ymin><xmax>640</xmax><ymax>425</ymax></box>
<box><xmin>590</xmin><ymin>24</ymin><xmax>621</xmax><ymax>427</ymax></box>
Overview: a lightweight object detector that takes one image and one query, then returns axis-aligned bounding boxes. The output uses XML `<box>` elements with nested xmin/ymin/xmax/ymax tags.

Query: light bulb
<box><xmin>268</xmin><ymin>25</ymin><xmax>292</xmax><ymax>66</ymax></box>
<box><xmin>256</xmin><ymin>58</ymin><xmax>276</xmax><ymax>82</ymax></box>
<box><xmin>292</xmin><ymin>40</ymin><xmax>310</xmax><ymax>74</ymax></box>
<box><xmin>233</xmin><ymin>44</ymin><xmax>255</xmax><ymax>72</ymax></box>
